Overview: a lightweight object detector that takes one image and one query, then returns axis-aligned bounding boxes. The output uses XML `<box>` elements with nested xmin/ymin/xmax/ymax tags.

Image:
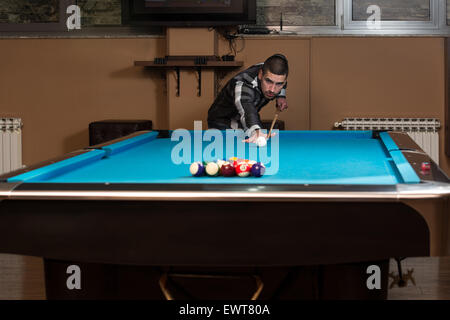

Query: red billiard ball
<box><xmin>220</xmin><ymin>162</ymin><xmax>235</xmax><ymax>177</ymax></box>
<box><xmin>232</xmin><ymin>159</ymin><xmax>243</xmax><ymax>168</ymax></box>
<box><xmin>421</xmin><ymin>162</ymin><xmax>431</xmax><ymax>173</ymax></box>
<box><xmin>235</xmin><ymin>162</ymin><xmax>250</xmax><ymax>177</ymax></box>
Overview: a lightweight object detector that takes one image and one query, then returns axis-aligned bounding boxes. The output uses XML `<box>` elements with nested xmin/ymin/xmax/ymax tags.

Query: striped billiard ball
<box><xmin>189</xmin><ymin>162</ymin><xmax>205</xmax><ymax>177</ymax></box>
<box><xmin>235</xmin><ymin>162</ymin><xmax>251</xmax><ymax>177</ymax></box>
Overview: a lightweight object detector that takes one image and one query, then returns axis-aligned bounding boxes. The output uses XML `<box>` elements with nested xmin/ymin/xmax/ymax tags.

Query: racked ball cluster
<box><xmin>190</xmin><ymin>157</ymin><xmax>265</xmax><ymax>178</ymax></box>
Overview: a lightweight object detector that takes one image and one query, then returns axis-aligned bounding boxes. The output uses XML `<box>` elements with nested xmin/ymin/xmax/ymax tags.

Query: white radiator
<box><xmin>0</xmin><ymin>118</ymin><xmax>23</xmax><ymax>175</ymax></box>
<box><xmin>334</xmin><ymin>118</ymin><xmax>441</xmax><ymax>165</ymax></box>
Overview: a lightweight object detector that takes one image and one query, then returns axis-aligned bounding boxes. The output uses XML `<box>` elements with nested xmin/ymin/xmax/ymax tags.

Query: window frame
<box><xmin>446</xmin><ymin>0</ymin><xmax>450</xmax><ymax>26</ymax></box>
<box><xmin>264</xmin><ymin>0</ymin><xmax>450</xmax><ymax>35</ymax></box>
<box><xmin>344</xmin><ymin>0</ymin><xmax>438</xmax><ymax>30</ymax></box>
<box><xmin>342</xmin><ymin>0</ymin><xmax>450</xmax><ymax>35</ymax></box>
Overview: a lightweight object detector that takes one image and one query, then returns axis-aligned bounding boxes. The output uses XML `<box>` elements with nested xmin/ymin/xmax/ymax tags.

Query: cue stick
<box><xmin>267</xmin><ymin>112</ymin><xmax>279</xmax><ymax>140</ymax></box>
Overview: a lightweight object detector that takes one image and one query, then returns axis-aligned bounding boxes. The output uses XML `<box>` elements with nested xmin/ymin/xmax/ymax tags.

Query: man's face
<box><xmin>258</xmin><ymin>70</ymin><xmax>287</xmax><ymax>99</ymax></box>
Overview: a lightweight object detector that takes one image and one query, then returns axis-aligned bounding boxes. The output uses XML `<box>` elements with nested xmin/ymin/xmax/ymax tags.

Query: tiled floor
<box><xmin>388</xmin><ymin>257</ymin><xmax>450</xmax><ymax>300</ymax></box>
<box><xmin>0</xmin><ymin>254</ymin><xmax>449</xmax><ymax>300</ymax></box>
<box><xmin>0</xmin><ymin>254</ymin><xmax>45</xmax><ymax>300</ymax></box>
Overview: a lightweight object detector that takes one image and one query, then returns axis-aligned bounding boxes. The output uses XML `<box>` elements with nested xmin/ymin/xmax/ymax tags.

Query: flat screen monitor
<box><xmin>122</xmin><ymin>0</ymin><xmax>257</xmax><ymax>27</ymax></box>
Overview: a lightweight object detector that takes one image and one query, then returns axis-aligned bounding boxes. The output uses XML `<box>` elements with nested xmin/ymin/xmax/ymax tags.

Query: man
<box><xmin>207</xmin><ymin>54</ymin><xmax>289</xmax><ymax>144</ymax></box>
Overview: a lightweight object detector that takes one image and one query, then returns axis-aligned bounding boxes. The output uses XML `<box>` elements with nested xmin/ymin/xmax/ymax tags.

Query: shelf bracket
<box><xmin>175</xmin><ymin>67</ymin><xmax>180</xmax><ymax>97</ymax></box>
<box><xmin>196</xmin><ymin>67</ymin><xmax>202</xmax><ymax>97</ymax></box>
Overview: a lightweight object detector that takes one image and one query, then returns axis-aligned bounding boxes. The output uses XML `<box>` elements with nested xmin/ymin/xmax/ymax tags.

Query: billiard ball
<box><xmin>421</xmin><ymin>162</ymin><xmax>431</xmax><ymax>173</ymax></box>
<box><xmin>235</xmin><ymin>162</ymin><xmax>250</xmax><ymax>177</ymax></box>
<box><xmin>216</xmin><ymin>159</ymin><xmax>226</xmax><ymax>169</ymax></box>
<box><xmin>250</xmin><ymin>162</ymin><xmax>266</xmax><ymax>177</ymax></box>
<box><xmin>247</xmin><ymin>160</ymin><xmax>257</xmax><ymax>168</ymax></box>
<box><xmin>220</xmin><ymin>162</ymin><xmax>235</xmax><ymax>177</ymax></box>
<box><xmin>206</xmin><ymin>162</ymin><xmax>220</xmax><ymax>176</ymax></box>
<box><xmin>255</xmin><ymin>136</ymin><xmax>267</xmax><ymax>147</ymax></box>
<box><xmin>190</xmin><ymin>162</ymin><xmax>205</xmax><ymax>177</ymax></box>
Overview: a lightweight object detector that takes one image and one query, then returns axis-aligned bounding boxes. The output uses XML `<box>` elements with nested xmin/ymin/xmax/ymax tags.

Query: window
<box><xmin>257</xmin><ymin>0</ymin><xmax>336</xmax><ymax>26</ymax></box>
<box><xmin>0</xmin><ymin>0</ymin><xmax>122</xmax><ymax>26</ymax></box>
<box><xmin>256</xmin><ymin>0</ymin><xmax>448</xmax><ymax>34</ymax></box>
<box><xmin>0</xmin><ymin>0</ymin><xmax>74</xmax><ymax>31</ymax></box>
<box><xmin>0</xmin><ymin>0</ymin><xmax>59</xmax><ymax>24</ymax></box>
<box><xmin>344</xmin><ymin>0</ymin><xmax>440</xmax><ymax>32</ymax></box>
<box><xmin>447</xmin><ymin>0</ymin><xmax>450</xmax><ymax>25</ymax></box>
<box><xmin>352</xmin><ymin>0</ymin><xmax>430</xmax><ymax>21</ymax></box>
<box><xmin>77</xmin><ymin>0</ymin><xmax>121</xmax><ymax>27</ymax></box>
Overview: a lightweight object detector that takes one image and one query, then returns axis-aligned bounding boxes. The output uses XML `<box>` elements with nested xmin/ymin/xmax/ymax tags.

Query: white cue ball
<box><xmin>206</xmin><ymin>162</ymin><xmax>220</xmax><ymax>176</ymax></box>
<box><xmin>255</xmin><ymin>136</ymin><xmax>267</xmax><ymax>147</ymax></box>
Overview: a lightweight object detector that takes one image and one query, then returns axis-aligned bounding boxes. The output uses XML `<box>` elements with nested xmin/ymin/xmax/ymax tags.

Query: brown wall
<box><xmin>310</xmin><ymin>37</ymin><xmax>449</xmax><ymax>174</ymax></box>
<box><xmin>0</xmin><ymin>38</ymin><xmax>166</xmax><ymax>165</ymax></box>
<box><xmin>0</xmin><ymin>36</ymin><xmax>448</xmax><ymax>176</ymax></box>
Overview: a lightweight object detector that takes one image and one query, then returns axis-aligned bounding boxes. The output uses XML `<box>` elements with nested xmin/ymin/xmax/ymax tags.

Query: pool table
<box><xmin>0</xmin><ymin>130</ymin><xmax>449</xmax><ymax>300</ymax></box>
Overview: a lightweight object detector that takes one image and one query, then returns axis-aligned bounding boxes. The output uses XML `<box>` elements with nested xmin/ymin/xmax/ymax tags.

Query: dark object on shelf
<box><xmin>194</xmin><ymin>56</ymin><xmax>208</xmax><ymax>65</ymax></box>
<box><xmin>238</xmin><ymin>25</ymin><xmax>271</xmax><ymax>34</ymax></box>
<box><xmin>138</xmin><ymin>55</ymin><xmax>240</xmax><ymax>66</ymax></box>
<box><xmin>163</xmin><ymin>55</ymin><xmax>220</xmax><ymax>62</ymax></box>
<box><xmin>261</xmin><ymin>119</ymin><xmax>285</xmax><ymax>131</ymax></box>
<box><xmin>89</xmin><ymin>120</ymin><xmax>153</xmax><ymax>146</ymax></box>
<box><xmin>153</xmin><ymin>57</ymin><xmax>167</xmax><ymax>65</ymax></box>
<box><xmin>222</xmin><ymin>55</ymin><xmax>235</xmax><ymax>61</ymax></box>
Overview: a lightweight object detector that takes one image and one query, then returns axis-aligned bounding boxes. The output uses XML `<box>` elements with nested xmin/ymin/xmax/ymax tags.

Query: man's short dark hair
<box><xmin>262</xmin><ymin>54</ymin><xmax>289</xmax><ymax>77</ymax></box>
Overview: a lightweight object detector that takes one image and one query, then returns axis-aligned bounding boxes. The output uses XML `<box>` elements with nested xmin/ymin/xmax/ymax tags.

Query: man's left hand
<box><xmin>276</xmin><ymin>97</ymin><xmax>288</xmax><ymax>112</ymax></box>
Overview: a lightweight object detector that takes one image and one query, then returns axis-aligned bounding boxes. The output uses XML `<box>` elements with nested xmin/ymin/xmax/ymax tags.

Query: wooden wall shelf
<box><xmin>134</xmin><ymin>58</ymin><xmax>243</xmax><ymax>96</ymax></box>
<box><xmin>134</xmin><ymin>60</ymin><xmax>243</xmax><ymax>68</ymax></box>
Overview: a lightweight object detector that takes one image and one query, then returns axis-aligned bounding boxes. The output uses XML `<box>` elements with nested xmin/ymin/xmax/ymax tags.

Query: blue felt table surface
<box><xmin>8</xmin><ymin>131</ymin><xmax>420</xmax><ymax>185</ymax></box>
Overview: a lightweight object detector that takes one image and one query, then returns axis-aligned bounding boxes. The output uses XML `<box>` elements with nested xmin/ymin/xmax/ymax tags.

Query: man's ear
<box><xmin>258</xmin><ymin>69</ymin><xmax>262</xmax><ymax>80</ymax></box>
